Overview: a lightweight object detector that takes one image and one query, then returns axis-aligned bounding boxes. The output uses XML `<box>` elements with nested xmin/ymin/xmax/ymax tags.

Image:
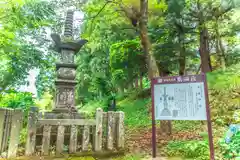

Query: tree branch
<box><xmin>88</xmin><ymin>1</ymin><xmax>113</xmax><ymax>35</ymax></box>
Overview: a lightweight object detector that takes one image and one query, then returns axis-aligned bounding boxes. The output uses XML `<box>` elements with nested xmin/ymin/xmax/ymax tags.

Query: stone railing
<box><xmin>25</xmin><ymin>107</ymin><xmax>125</xmax><ymax>156</ymax></box>
<box><xmin>0</xmin><ymin>108</ymin><xmax>23</xmax><ymax>158</ymax></box>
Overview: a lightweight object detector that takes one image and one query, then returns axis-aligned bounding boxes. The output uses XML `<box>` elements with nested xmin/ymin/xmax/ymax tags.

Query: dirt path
<box><xmin>126</xmin><ymin>127</ymin><xmax>202</xmax><ymax>157</ymax></box>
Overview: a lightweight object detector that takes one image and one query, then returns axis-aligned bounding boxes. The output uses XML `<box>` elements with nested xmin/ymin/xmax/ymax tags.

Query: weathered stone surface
<box><xmin>116</xmin><ymin>111</ymin><xmax>124</xmax><ymax>149</ymax></box>
<box><xmin>60</xmin><ymin>50</ymin><xmax>74</xmax><ymax>63</ymax></box>
<box><xmin>44</xmin><ymin>112</ymin><xmax>85</xmax><ymax>119</ymax></box>
<box><xmin>69</xmin><ymin>125</ymin><xmax>78</xmax><ymax>153</ymax></box>
<box><xmin>94</xmin><ymin>108</ymin><xmax>103</xmax><ymax>151</ymax></box>
<box><xmin>64</xmin><ymin>10</ymin><xmax>74</xmax><ymax>38</ymax></box>
<box><xmin>42</xmin><ymin>125</ymin><xmax>51</xmax><ymax>156</ymax></box>
<box><xmin>82</xmin><ymin>125</ymin><xmax>90</xmax><ymax>151</ymax></box>
<box><xmin>56</xmin><ymin>125</ymin><xmax>65</xmax><ymax>156</ymax></box>
<box><xmin>107</xmin><ymin>111</ymin><xmax>114</xmax><ymax>150</ymax></box>
<box><xmin>25</xmin><ymin>107</ymin><xmax>38</xmax><ymax>156</ymax></box>
<box><xmin>0</xmin><ymin>109</ymin><xmax>6</xmax><ymax>153</ymax></box>
<box><xmin>50</xmin><ymin>10</ymin><xmax>87</xmax><ymax>115</ymax></box>
<box><xmin>57</xmin><ymin>68</ymin><xmax>76</xmax><ymax>80</ymax></box>
<box><xmin>54</xmin><ymin>87</ymin><xmax>75</xmax><ymax>112</ymax></box>
<box><xmin>7</xmin><ymin>109</ymin><xmax>23</xmax><ymax>158</ymax></box>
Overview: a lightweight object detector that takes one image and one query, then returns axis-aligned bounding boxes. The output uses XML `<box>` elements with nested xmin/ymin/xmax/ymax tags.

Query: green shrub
<box><xmin>117</xmin><ymin>98</ymin><xmax>151</xmax><ymax>128</ymax></box>
<box><xmin>166</xmin><ymin>140</ymin><xmax>209</xmax><ymax>160</ymax></box>
<box><xmin>0</xmin><ymin>90</ymin><xmax>35</xmax><ymax>126</ymax></box>
<box><xmin>219</xmin><ymin>129</ymin><xmax>240</xmax><ymax>158</ymax></box>
<box><xmin>207</xmin><ymin>64</ymin><xmax>240</xmax><ymax>127</ymax></box>
<box><xmin>0</xmin><ymin>90</ymin><xmax>34</xmax><ymax>111</ymax></box>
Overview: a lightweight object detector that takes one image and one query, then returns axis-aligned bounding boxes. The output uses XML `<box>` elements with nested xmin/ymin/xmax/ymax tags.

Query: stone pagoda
<box><xmin>46</xmin><ymin>10</ymin><xmax>87</xmax><ymax>119</ymax></box>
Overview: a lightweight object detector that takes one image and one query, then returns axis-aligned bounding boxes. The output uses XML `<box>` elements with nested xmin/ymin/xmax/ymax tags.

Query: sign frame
<box><xmin>151</xmin><ymin>73</ymin><xmax>215</xmax><ymax>160</ymax></box>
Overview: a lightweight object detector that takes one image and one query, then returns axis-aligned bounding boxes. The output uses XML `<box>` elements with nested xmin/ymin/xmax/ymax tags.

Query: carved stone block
<box><xmin>60</xmin><ymin>50</ymin><xmax>74</xmax><ymax>63</ymax></box>
<box><xmin>57</xmin><ymin>68</ymin><xmax>76</xmax><ymax>80</ymax></box>
<box><xmin>53</xmin><ymin>84</ymin><xmax>77</xmax><ymax>113</ymax></box>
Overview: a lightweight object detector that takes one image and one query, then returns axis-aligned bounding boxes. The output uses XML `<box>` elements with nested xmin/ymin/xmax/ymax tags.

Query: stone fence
<box><xmin>0</xmin><ymin>108</ymin><xmax>23</xmax><ymax>158</ymax></box>
<box><xmin>0</xmin><ymin>107</ymin><xmax>125</xmax><ymax>158</ymax></box>
<box><xmin>25</xmin><ymin>107</ymin><xmax>125</xmax><ymax>156</ymax></box>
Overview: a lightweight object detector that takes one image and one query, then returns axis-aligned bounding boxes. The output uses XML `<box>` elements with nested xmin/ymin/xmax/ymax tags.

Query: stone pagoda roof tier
<box><xmin>51</xmin><ymin>33</ymin><xmax>88</xmax><ymax>54</ymax></box>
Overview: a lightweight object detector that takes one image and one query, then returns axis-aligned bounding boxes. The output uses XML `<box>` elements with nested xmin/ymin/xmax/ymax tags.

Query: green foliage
<box><xmin>166</xmin><ymin>140</ymin><xmax>209</xmax><ymax>159</ymax></box>
<box><xmin>0</xmin><ymin>90</ymin><xmax>34</xmax><ymax>112</ymax></box>
<box><xmin>219</xmin><ymin>131</ymin><xmax>240</xmax><ymax>158</ymax></box>
<box><xmin>207</xmin><ymin>64</ymin><xmax>240</xmax><ymax>126</ymax></box>
<box><xmin>0</xmin><ymin>90</ymin><xmax>35</xmax><ymax>126</ymax></box>
<box><xmin>35</xmin><ymin>92</ymin><xmax>53</xmax><ymax>112</ymax></box>
<box><xmin>79</xmin><ymin>94</ymin><xmax>150</xmax><ymax>127</ymax></box>
<box><xmin>0</xmin><ymin>0</ymin><xmax>56</xmax><ymax>91</ymax></box>
<box><xmin>117</xmin><ymin>98</ymin><xmax>151</xmax><ymax>128</ymax></box>
<box><xmin>35</xmin><ymin>53</ymin><xmax>57</xmax><ymax>98</ymax></box>
<box><xmin>207</xmin><ymin>63</ymin><xmax>240</xmax><ymax>91</ymax></box>
<box><xmin>110</xmin><ymin>38</ymin><xmax>147</xmax><ymax>88</ymax></box>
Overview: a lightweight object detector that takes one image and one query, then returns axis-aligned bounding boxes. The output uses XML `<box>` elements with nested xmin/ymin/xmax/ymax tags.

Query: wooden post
<box><xmin>56</xmin><ymin>125</ymin><xmax>65</xmax><ymax>156</ymax></box>
<box><xmin>25</xmin><ymin>107</ymin><xmax>39</xmax><ymax>156</ymax></box>
<box><xmin>7</xmin><ymin>109</ymin><xmax>23</xmax><ymax>158</ymax></box>
<box><xmin>107</xmin><ymin>111</ymin><xmax>114</xmax><ymax>150</ymax></box>
<box><xmin>116</xmin><ymin>111</ymin><xmax>124</xmax><ymax>148</ymax></box>
<box><xmin>0</xmin><ymin>108</ymin><xmax>6</xmax><ymax>153</ymax></box>
<box><xmin>94</xmin><ymin>108</ymin><xmax>103</xmax><ymax>151</ymax></box>
<box><xmin>82</xmin><ymin>125</ymin><xmax>90</xmax><ymax>151</ymax></box>
<box><xmin>69</xmin><ymin>125</ymin><xmax>77</xmax><ymax>153</ymax></box>
<box><xmin>42</xmin><ymin>125</ymin><xmax>51</xmax><ymax>156</ymax></box>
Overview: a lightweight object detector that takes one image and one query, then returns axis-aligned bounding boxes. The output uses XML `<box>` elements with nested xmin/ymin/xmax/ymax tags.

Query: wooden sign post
<box><xmin>151</xmin><ymin>73</ymin><xmax>215</xmax><ymax>160</ymax></box>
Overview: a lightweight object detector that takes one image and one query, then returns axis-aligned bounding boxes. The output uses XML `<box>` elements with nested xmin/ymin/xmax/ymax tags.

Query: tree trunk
<box><xmin>157</xmin><ymin>62</ymin><xmax>170</xmax><ymax>77</ymax></box>
<box><xmin>179</xmin><ymin>34</ymin><xmax>186</xmax><ymax>76</ymax></box>
<box><xmin>139</xmin><ymin>0</ymin><xmax>159</xmax><ymax>79</ymax></box>
<box><xmin>215</xmin><ymin>18</ymin><xmax>226</xmax><ymax>69</ymax></box>
<box><xmin>140</xmin><ymin>76</ymin><xmax>143</xmax><ymax>89</ymax></box>
<box><xmin>179</xmin><ymin>54</ymin><xmax>186</xmax><ymax>75</ymax></box>
<box><xmin>219</xmin><ymin>38</ymin><xmax>226</xmax><ymax>68</ymax></box>
<box><xmin>197</xmin><ymin>2</ymin><xmax>212</xmax><ymax>73</ymax></box>
<box><xmin>139</xmin><ymin>0</ymin><xmax>171</xmax><ymax>135</ymax></box>
<box><xmin>128</xmin><ymin>82</ymin><xmax>134</xmax><ymax>90</ymax></box>
<box><xmin>156</xmin><ymin>61</ymin><xmax>172</xmax><ymax>135</ymax></box>
<box><xmin>135</xmin><ymin>78</ymin><xmax>139</xmax><ymax>88</ymax></box>
<box><xmin>199</xmin><ymin>26</ymin><xmax>212</xmax><ymax>73</ymax></box>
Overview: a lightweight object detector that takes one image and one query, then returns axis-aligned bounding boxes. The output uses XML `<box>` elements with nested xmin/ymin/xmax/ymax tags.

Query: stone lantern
<box><xmin>46</xmin><ymin>10</ymin><xmax>87</xmax><ymax>119</ymax></box>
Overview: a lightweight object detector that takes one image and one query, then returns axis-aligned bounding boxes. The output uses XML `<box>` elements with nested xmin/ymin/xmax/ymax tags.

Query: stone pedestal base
<box><xmin>43</xmin><ymin>111</ymin><xmax>85</xmax><ymax>119</ymax></box>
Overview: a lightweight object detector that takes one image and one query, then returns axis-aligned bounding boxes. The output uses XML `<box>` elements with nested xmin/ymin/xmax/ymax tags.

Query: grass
<box><xmin>172</xmin><ymin>121</ymin><xmax>202</xmax><ymax>132</ymax></box>
<box><xmin>117</xmin><ymin>98</ymin><xmax>151</xmax><ymax>128</ymax></box>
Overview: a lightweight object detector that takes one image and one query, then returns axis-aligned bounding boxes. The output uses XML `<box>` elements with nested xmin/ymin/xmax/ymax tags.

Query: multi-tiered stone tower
<box><xmin>46</xmin><ymin>10</ymin><xmax>87</xmax><ymax>119</ymax></box>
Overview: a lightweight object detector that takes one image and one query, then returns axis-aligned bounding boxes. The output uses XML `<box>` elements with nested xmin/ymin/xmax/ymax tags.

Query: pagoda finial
<box><xmin>64</xmin><ymin>10</ymin><xmax>74</xmax><ymax>38</ymax></box>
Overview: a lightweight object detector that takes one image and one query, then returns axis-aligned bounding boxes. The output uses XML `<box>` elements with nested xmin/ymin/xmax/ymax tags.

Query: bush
<box><xmin>208</xmin><ymin>64</ymin><xmax>240</xmax><ymax>126</ymax></box>
<box><xmin>166</xmin><ymin>140</ymin><xmax>209</xmax><ymax>160</ymax></box>
<box><xmin>0</xmin><ymin>89</ymin><xmax>35</xmax><ymax>126</ymax></box>
<box><xmin>117</xmin><ymin>98</ymin><xmax>151</xmax><ymax>128</ymax></box>
<box><xmin>219</xmin><ymin>125</ymin><xmax>240</xmax><ymax>159</ymax></box>
<box><xmin>0</xmin><ymin>90</ymin><xmax>34</xmax><ymax>111</ymax></box>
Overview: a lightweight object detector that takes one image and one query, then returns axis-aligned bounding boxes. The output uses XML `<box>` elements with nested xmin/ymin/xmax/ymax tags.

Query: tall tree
<box><xmin>0</xmin><ymin>0</ymin><xmax>56</xmax><ymax>91</ymax></box>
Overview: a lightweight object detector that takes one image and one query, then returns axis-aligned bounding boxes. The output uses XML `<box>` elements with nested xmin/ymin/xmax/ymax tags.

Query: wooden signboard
<box><xmin>151</xmin><ymin>74</ymin><xmax>215</xmax><ymax>160</ymax></box>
